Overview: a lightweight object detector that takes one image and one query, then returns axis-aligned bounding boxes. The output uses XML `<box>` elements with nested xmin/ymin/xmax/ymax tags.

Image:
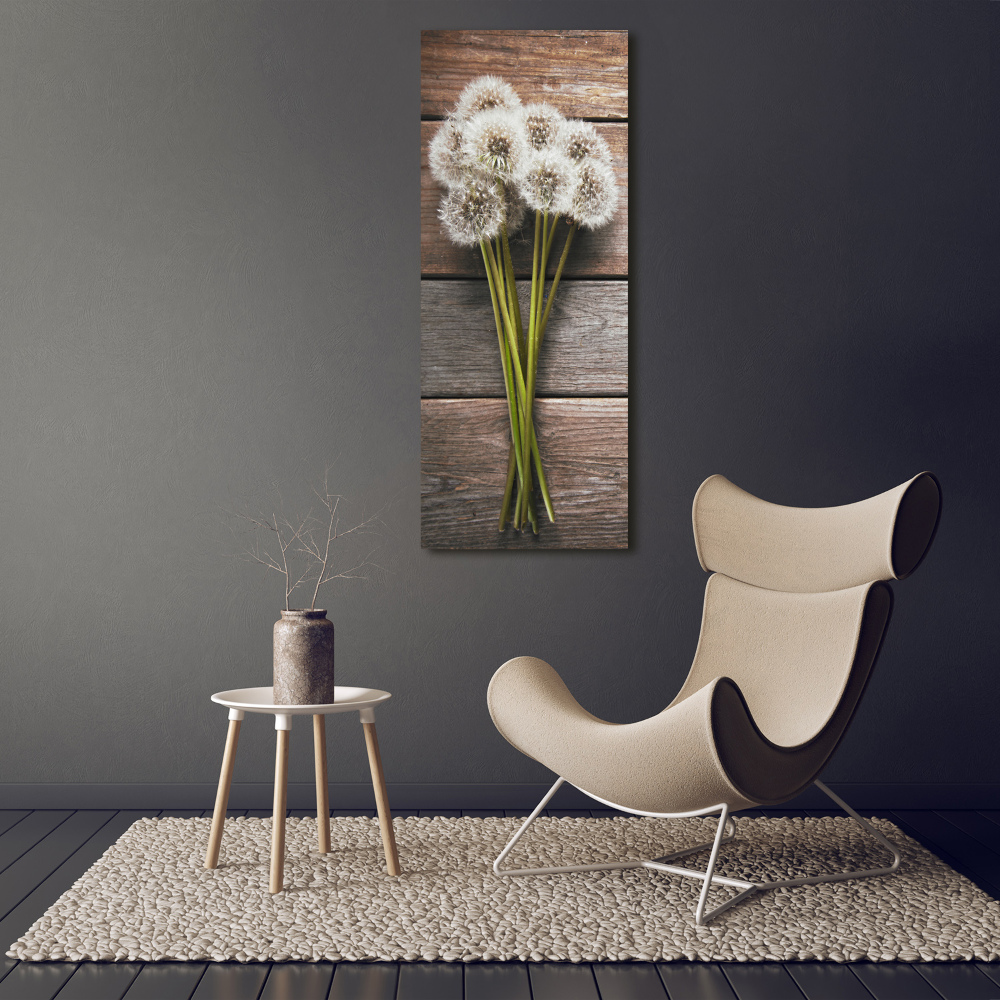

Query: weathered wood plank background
<box><xmin>421</xmin><ymin>121</ymin><xmax>628</xmax><ymax>277</ymax></box>
<box><xmin>421</xmin><ymin>399</ymin><xmax>628</xmax><ymax>549</ymax></box>
<box><xmin>421</xmin><ymin>30</ymin><xmax>628</xmax><ymax>550</ymax></box>
<box><xmin>421</xmin><ymin>281</ymin><xmax>628</xmax><ymax>398</ymax></box>
<box><xmin>421</xmin><ymin>31</ymin><xmax>629</xmax><ymax>120</ymax></box>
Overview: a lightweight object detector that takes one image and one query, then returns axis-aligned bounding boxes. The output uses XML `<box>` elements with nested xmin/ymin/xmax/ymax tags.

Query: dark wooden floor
<box><xmin>1</xmin><ymin>806</ymin><xmax>999</xmax><ymax>999</ymax></box>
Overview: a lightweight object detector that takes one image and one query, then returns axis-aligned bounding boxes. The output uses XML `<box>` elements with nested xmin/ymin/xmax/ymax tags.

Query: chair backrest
<box><xmin>671</xmin><ymin>473</ymin><xmax>940</xmax><ymax>761</ymax></box>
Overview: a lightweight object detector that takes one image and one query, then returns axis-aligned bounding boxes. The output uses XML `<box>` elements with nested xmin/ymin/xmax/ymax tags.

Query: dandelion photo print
<box><xmin>420</xmin><ymin>30</ymin><xmax>628</xmax><ymax>549</ymax></box>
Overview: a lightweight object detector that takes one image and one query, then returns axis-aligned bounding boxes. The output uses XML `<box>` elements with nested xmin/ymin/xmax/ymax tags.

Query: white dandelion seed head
<box><xmin>428</xmin><ymin>116</ymin><xmax>469</xmax><ymax>188</ymax></box>
<box><xmin>516</xmin><ymin>149</ymin><xmax>575</xmax><ymax>215</ymax></box>
<box><xmin>557</xmin><ymin>119</ymin><xmax>612</xmax><ymax>165</ymax></box>
<box><xmin>464</xmin><ymin>108</ymin><xmax>528</xmax><ymax>181</ymax></box>
<box><xmin>521</xmin><ymin>102</ymin><xmax>565</xmax><ymax>151</ymax></box>
<box><xmin>454</xmin><ymin>75</ymin><xmax>522</xmax><ymax>121</ymax></box>
<box><xmin>438</xmin><ymin>177</ymin><xmax>504</xmax><ymax>246</ymax></box>
<box><xmin>569</xmin><ymin>159</ymin><xmax>619</xmax><ymax>230</ymax></box>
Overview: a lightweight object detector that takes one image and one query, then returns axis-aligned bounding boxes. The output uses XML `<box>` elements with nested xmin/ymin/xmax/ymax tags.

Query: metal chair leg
<box><xmin>492</xmin><ymin>777</ymin><xmax>903</xmax><ymax>926</ymax></box>
<box><xmin>492</xmin><ymin>778</ymin><xmax>741</xmax><ymax>896</ymax></box>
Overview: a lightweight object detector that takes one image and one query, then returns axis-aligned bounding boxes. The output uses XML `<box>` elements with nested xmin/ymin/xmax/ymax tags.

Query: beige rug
<box><xmin>8</xmin><ymin>815</ymin><xmax>1000</xmax><ymax>963</ymax></box>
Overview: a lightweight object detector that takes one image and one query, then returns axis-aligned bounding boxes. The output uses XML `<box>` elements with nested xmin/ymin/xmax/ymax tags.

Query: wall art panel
<box><xmin>420</xmin><ymin>29</ymin><xmax>628</xmax><ymax>549</ymax></box>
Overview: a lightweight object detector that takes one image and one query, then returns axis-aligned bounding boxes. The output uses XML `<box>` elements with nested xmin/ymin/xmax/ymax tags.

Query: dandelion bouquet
<box><xmin>429</xmin><ymin>75</ymin><xmax>619</xmax><ymax>535</ymax></box>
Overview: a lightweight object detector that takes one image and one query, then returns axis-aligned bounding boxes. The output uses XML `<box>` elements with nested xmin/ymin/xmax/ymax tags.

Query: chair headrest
<box><xmin>692</xmin><ymin>473</ymin><xmax>941</xmax><ymax>593</ymax></box>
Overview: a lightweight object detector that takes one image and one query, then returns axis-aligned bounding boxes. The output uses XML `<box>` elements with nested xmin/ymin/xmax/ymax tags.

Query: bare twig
<box><xmin>220</xmin><ymin>474</ymin><xmax>388</xmax><ymax>611</ymax></box>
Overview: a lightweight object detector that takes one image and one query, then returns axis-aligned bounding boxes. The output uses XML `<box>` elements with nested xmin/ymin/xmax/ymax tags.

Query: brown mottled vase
<box><xmin>273</xmin><ymin>609</ymin><xmax>335</xmax><ymax>705</ymax></box>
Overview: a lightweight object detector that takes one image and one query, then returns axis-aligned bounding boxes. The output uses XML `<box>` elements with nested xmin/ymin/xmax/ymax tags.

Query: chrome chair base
<box><xmin>493</xmin><ymin>778</ymin><xmax>902</xmax><ymax>926</ymax></box>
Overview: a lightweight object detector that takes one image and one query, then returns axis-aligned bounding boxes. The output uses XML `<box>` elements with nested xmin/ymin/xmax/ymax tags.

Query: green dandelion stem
<box><xmin>521</xmin><ymin>211</ymin><xmax>543</xmax><ymax>529</ymax></box>
<box><xmin>499</xmin><ymin>443</ymin><xmax>517</xmax><ymax>531</ymax></box>
<box><xmin>525</xmin><ymin>211</ymin><xmax>556</xmax><ymax>525</ymax></box>
<box><xmin>543</xmin><ymin>212</ymin><xmax>560</xmax><ymax>270</ymax></box>
<box><xmin>530</xmin><ymin>423</ymin><xmax>555</xmax><ymax>523</ymax></box>
<box><xmin>482</xmin><ymin>242</ymin><xmax>524</xmax><ymax>446</ymax></box>
<box><xmin>515</xmin><ymin>450</ymin><xmax>534</xmax><ymax>530</ymax></box>
<box><xmin>539</xmin><ymin>221</ymin><xmax>578</xmax><ymax>349</ymax></box>
<box><xmin>513</xmin><ymin>455</ymin><xmax>527</xmax><ymax>528</ymax></box>
<box><xmin>497</xmin><ymin>329</ymin><xmax>524</xmax><ymax>530</ymax></box>
<box><xmin>483</xmin><ymin>240</ymin><xmax>528</xmax><ymax>409</ymax></box>
<box><xmin>535</xmin><ymin>212</ymin><xmax>556</xmax><ymax>356</ymax></box>
<box><xmin>493</xmin><ymin>235</ymin><xmax>504</xmax><ymax>298</ymax></box>
<box><xmin>496</xmin><ymin>234</ymin><xmax>514</xmax><ymax>349</ymax></box>
<box><xmin>501</xmin><ymin>225</ymin><xmax>525</xmax><ymax>363</ymax></box>
<box><xmin>482</xmin><ymin>240</ymin><xmax>526</xmax><ymax>527</ymax></box>
<box><xmin>529</xmin><ymin>211</ymin><xmax>541</xmax><ymax>349</ymax></box>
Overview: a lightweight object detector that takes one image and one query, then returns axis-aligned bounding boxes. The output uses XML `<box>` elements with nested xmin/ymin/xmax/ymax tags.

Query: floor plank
<box><xmin>418</xmin><ymin>810</ymin><xmax>461</xmax><ymax>818</ymax></box>
<box><xmin>0</xmin><ymin>811</ymin><xmax>73</xmax><ymax>876</ymax></box>
<box><xmin>851</xmin><ymin>963</ymin><xmax>944</xmax><ymax>1000</ymax></box>
<box><xmin>785</xmin><ymin>963</ymin><xmax>874</xmax><ymax>1000</ymax></box>
<box><xmin>396</xmin><ymin>962</ymin><xmax>463</xmax><ymax>1000</ymax></box>
<box><xmin>190</xmin><ymin>962</ymin><xmax>270</xmax><ymax>999</ymax></box>
<box><xmin>0</xmin><ymin>811</ymin><xmax>113</xmax><ymax>922</ymax></box>
<box><xmin>529</xmin><ymin>962</ymin><xmax>600</xmax><ymax>1000</ymax></box>
<box><xmin>938</xmin><ymin>812</ymin><xmax>1000</xmax><ymax>855</ymax></box>
<box><xmin>122</xmin><ymin>963</ymin><xmax>207</xmax><ymax>1000</ymax></box>
<box><xmin>464</xmin><ymin>962</ymin><xmax>532</xmax><ymax>1000</ymax></box>
<box><xmin>978</xmin><ymin>811</ymin><xmax>1000</xmax><ymax>831</ymax></box>
<box><xmin>328</xmin><ymin>962</ymin><xmax>397</xmax><ymax>1000</ymax></box>
<box><xmin>593</xmin><ymin>962</ymin><xmax>669</xmax><ymax>999</ymax></box>
<box><xmin>0</xmin><ymin>961</ymin><xmax>77</xmax><ymax>999</ymax></box>
<box><xmin>462</xmin><ymin>810</ymin><xmax>504</xmax><ymax>818</ymax></box>
<box><xmin>259</xmin><ymin>962</ymin><xmax>335</xmax><ymax>1000</ymax></box>
<box><xmin>56</xmin><ymin>962</ymin><xmax>144</xmax><ymax>1000</ymax></box>
<box><xmin>656</xmin><ymin>963</ymin><xmax>738</xmax><ymax>1000</ymax></box>
<box><xmin>914</xmin><ymin>964</ymin><xmax>1000</xmax><ymax>1000</ymax></box>
<box><xmin>883</xmin><ymin>810</ymin><xmax>991</xmax><ymax>898</ymax></box>
<box><xmin>0</xmin><ymin>813</ymin><xmax>30</xmax><ymax>839</ymax></box>
<box><xmin>332</xmin><ymin>810</ymin><xmax>376</xmax><ymax>818</ymax></box>
<box><xmin>0</xmin><ymin>811</ymin><xmax>153</xmax><ymax>953</ymax></box>
<box><xmin>721</xmin><ymin>963</ymin><xmax>806</xmax><ymax>1000</ymax></box>
<box><xmin>891</xmin><ymin>811</ymin><xmax>1000</xmax><ymax>898</ymax></box>
<box><xmin>976</xmin><ymin>964</ymin><xmax>1000</xmax><ymax>990</ymax></box>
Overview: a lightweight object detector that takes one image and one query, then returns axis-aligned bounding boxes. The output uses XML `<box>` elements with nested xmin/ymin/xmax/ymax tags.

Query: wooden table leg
<box><xmin>270</xmin><ymin>725</ymin><xmax>290</xmax><ymax>893</ymax></box>
<box><xmin>205</xmin><ymin>713</ymin><xmax>242</xmax><ymax>870</ymax></box>
<box><xmin>313</xmin><ymin>714</ymin><xmax>331</xmax><ymax>854</ymax></box>
<box><xmin>362</xmin><ymin>720</ymin><xmax>400</xmax><ymax>876</ymax></box>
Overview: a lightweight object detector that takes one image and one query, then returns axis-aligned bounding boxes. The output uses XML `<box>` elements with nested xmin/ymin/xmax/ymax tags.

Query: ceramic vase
<box><xmin>273</xmin><ymin>609</ymin><xmax>335</xmax><ymax>705</ymax></box>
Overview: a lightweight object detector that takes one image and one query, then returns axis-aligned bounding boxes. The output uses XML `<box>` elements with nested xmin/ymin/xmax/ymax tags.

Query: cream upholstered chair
<box><xmin>488</xmin><ymin>472</ymin><xmax>941</xmax><ymax>925</ymax></box>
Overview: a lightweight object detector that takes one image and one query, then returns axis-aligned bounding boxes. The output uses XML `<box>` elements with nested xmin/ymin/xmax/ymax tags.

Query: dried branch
<box><xmin>220</xmin><ymin>475</ymin><xmax>389</xmax><ymax>611</ymax></box>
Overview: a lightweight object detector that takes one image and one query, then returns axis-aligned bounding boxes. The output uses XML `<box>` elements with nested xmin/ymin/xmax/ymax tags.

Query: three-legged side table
<box><xmin>205</xmin><ymin>686</ymin><xmax>400</xmax><ymax>892</ymax></box>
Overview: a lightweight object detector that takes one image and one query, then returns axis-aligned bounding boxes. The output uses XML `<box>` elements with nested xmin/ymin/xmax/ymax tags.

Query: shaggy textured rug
<box><xmin>8</xmin><ymin>815</ymin><xmax>1000</xmax><ymax>963</ymax></box>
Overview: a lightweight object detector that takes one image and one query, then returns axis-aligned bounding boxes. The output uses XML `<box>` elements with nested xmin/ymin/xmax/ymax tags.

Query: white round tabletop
<box><xmin>211</xmin><ymin>686</ymin><xmax>391</xmax><ymax>716</ymax></box>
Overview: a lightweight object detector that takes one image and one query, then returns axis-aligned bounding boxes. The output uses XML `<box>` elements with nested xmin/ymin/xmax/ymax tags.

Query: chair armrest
<box><xmin>488</xmin><ymin>656</ymin><xmax>762</xmax><ymax>814</ymax></box>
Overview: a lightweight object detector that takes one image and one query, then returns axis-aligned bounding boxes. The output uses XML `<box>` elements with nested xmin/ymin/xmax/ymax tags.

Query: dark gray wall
<box><xmin>0</xmin><ymin>1</ymin><xmax>995</xmax><ymax>792</ymax></box>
